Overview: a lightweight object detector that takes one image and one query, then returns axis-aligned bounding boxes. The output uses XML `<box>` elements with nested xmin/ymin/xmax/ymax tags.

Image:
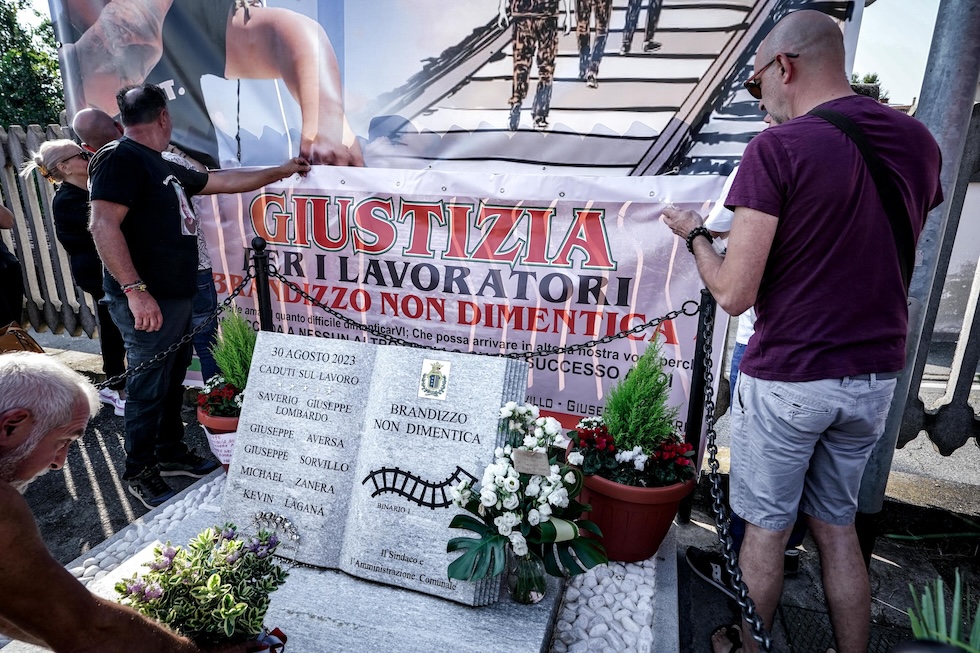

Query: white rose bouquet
<box><xmin>446</xmin><ymin>403</ymin><xmax>607</xmax><ymax>603</ymax></box>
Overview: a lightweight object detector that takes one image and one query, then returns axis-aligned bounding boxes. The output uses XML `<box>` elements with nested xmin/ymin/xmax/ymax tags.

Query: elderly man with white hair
<box><xmin>0</xmin><ymin>352</ymin><xmax>246</xmax><ymax>652</ymax></box>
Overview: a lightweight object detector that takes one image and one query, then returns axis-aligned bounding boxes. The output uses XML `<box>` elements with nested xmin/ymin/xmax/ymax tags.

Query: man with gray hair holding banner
<box><xmin>663</xmin><ymin>10</ymin><xmax>942</xmax><ymax>653</ymax></box>
<box><xmin>0</xmin><ymin>352</ymin><xmax>254</xmax><ymax>651</ymax></box>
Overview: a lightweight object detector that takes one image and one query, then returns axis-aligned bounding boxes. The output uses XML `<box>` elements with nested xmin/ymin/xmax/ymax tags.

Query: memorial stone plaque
<box><xmin>222</xmin><ymin>331</ymin><xmax>528</xmax><ymax>606</ymax></box>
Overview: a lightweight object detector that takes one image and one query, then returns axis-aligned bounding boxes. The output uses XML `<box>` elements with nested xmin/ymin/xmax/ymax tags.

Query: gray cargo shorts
<box><xmin>729</xmin><ymin>371</ymin><xmax>897</xmax><ymax>530</ymax></box>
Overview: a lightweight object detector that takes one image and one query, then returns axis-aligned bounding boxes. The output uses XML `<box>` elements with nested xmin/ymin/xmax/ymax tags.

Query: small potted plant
<box><xmin>197</xmin><ymin>308</ymin><xmax>256</xmax><ymax>469</ymax></box>
<box><xmin>567</xmin><ymin>338</ymin><xmax>697</xmax><ymax>562</ymax></box>
<box><xmin>446</xmin><ymin>403</ymin><xmax>607</xmax><ymax>604</ymax></box>
<box><xmin>115</xmin><ymin>523</ymin><xmax>288</xmax><ymax>649</ymax></box>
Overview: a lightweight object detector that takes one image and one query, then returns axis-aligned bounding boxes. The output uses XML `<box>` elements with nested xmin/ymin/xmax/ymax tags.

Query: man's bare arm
<box><xmin>61</xmin><ymin>0</ymin><xmax>173</xmax><ymax>114</ymax></box>
<box><xmin>90</xmin><ymin>200</ymin><xmax>163</xmax><ymax>332</ymax></box>
<box><xmin>662</xmin><ymin>206</ymin><xmax>777</xmax><ymax>315</ymax></box>
<box><xmin>223</xmin><ymin>6</ymin><xmax>362</xmax><ymax>166</ymax></box>
<box><xmin>0</xmin><ymin>485</ymin><xmax>201</xmax><ymax>652</ymax></box>
<box><xmin>201</xmin><ymin>158</ymin><xmax>311</xmax><ymax>196</ymax></box>
<box><xmin>0</xmin><ymin>206</ymin><xmax>13</xmax><ymax>230</ymax></box>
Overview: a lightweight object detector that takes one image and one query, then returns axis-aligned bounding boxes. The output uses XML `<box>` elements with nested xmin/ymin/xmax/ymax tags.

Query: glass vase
<box><xmin>507</xmin><ymin>550</ymin><xmax>547</xmax><ymax>604</ymax></box>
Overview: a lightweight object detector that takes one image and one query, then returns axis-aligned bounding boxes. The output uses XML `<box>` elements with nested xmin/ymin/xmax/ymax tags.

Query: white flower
<box><xmin>529</xmin><ymin>404</ymin><xmax>540</xmax><ymax>418</ymax></box>
<box><xmin>527</xmin><ymin>509</ymin><xmax>540</xmax><ymax>526</ymax></box>
<box><xmin>564</xmin><ymin>471</ymin><xmax>576</xmax><ymax>484</ymax></box>
<box><xmin>509</xmin><ymin>532</ymin><xmax>529</xmax><ymax>556</ymax></box>
<box><xmin>533</xmin><ymin>426</ymin><xmax>544</xmax><ymax>439</ymax></box>
<box><xmin>503</xmin><ymin>476</ymin><xmax>520</xmax><ymax>492</ymax></box>
<box><xmin>548</xmin><ymin>487</ymin><xmax>569</xmax><ymax>508</ymax></box>
<box><xmin>480</xmin><ymin>488</ymin><xmax>498</xmax><ymax>507</ymax></box>
<box><xmin>450</xmin><ymin>481</ymin><xmax>471</xmax><ymax>506</ymax></box>
<box><xmin>523</xmin><ymin>435</ymin><xmax>539</xmax><ymax>449</ymax></box>
<box><xmin>502</xmin><ymin>493</ymin><xmax>520</xmax><ymax>510</ymax></box>
<box><xmin>494</xmin><ymin>517</ymin><xmax>513</xmax><ymax>537</ymax></box>
<box><xmin>525</xmin><ymin>480</ymin><xmax>541</xmax><ymax>497</ymax></box>
<box><xmin>500</xmin><ymin>402</ymin><xmax>517</xmax><ymax>418</ymax></box>
<box><xmin>633</xmin><ymin>452</ymin><xmax>649</xmax><ymax>471</ymax></box>
<box><xmin>567</xmin><ymin>451</ymin><xmax>584</xmax><ymax>466</ymax></box>
<box><xmin>538</xmin><ymin>504</ymin><xmax>553</xmax><ymax>521</ymax></box>
<box><xmin>542</xmin><ymin>417</ymin><xmax>561</xmax><ymax>435</ymax></box>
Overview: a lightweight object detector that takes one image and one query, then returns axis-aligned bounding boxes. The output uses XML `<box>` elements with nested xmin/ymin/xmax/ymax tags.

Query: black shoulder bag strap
<box><xmin>808</xmin><ymin>108</ymin><xmax>915</xmax><ymax>293</ymax></box>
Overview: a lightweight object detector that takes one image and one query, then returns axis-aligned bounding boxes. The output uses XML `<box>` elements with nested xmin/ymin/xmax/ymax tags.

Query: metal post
<box><xmin>677</xmin><ymin>288</ymin><xmax>717</xmax><ymax>524</ymax></box>
<box><xmin>857</xmin><ymin>0</ymin><xmax>980</xmax><ymax>559</ymax></box>
<box><xmin>251</xmin><ymin>237</ymin><xmax>275</xmax><ymax>332</ymax></box>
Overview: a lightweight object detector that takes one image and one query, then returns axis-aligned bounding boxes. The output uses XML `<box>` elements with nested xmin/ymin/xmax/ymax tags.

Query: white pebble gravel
<box><xmin>74</xmin><ymin>475</ymin><xmax>227</xmax><ymax>588</ymax></box>
<box><xmin>549</xmin><ymin>555</ymin><xmax>659</xmax><ymax>653</ymax></box>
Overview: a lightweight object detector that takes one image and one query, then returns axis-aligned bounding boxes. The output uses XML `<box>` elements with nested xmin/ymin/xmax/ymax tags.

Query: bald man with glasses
<box><xmin>663</xmin><ymin>10</ymin><xmax>942</xmax><ymax>653</ymax></box>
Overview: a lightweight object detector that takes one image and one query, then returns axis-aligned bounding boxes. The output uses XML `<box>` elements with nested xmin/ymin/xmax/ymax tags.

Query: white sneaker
<box><xmin>98</xmin><ymin>388</ymin><xmax>126</xmax><ymax>417</ymax></box>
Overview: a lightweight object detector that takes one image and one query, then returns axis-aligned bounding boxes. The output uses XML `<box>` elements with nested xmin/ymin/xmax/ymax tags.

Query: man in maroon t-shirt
<box><xmin>664</xmin><ymin>10</ymin><xmax>942</xmax><ymax>653</ymax></box>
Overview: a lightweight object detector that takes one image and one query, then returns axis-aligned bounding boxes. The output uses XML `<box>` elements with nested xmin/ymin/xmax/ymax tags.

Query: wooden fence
<box><xmin>1</xmin><ymin>123</ymin><xmax>99</xmax><ymax>337</ymax></box>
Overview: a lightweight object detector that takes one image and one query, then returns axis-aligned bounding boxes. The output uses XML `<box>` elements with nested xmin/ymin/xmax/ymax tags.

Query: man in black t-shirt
<box><xmin>90</xmin><ymin>84</ymin><xmax>310</xmax><ymax>509</ymax></box>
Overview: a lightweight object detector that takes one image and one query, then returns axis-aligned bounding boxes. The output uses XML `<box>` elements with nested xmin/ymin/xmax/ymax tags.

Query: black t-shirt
<box><xmin>52</xmin><ymin>181</ymin><xmax>103</xmax><ymax>295</ymax></box>
<box><xmin>146</xmin><ymin>0</ymin><xmax>234</xmax><ymax>169</ymax></box>
<box><xmin>89</xmin><ymin>137</ymin><xmax>208</xmax><ymax>298</ymax></box>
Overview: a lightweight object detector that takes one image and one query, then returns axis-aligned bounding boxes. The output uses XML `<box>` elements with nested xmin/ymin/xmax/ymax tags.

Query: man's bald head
<box><xmin>72</xmin><ymin>108</ymin><xmax>123</xmax><ymax>152</ymax></box>
<box><xmin>759</xmin><ymin>10</ymin><xmax>847</xmax><ymax>80</ymax></box>
<box><xmin>753</xmin><ymin>10</ymin><xmax>853</xmax><ymax>122</ymax></box>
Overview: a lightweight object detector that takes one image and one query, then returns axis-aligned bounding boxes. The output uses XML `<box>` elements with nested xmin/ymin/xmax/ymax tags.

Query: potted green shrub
<box><xmin>567</xmin><ymin>338</ymin><xmax>696</xmax><ymax>562</ymax></box>
<box><xmin>196</xmin><ymin>308</ymin><xmax>256</xmax><ymax>469</ymax></box>
<box><xmin>116</xmin><ymin>524</ymin><xmax>288</xmax><ymax>649</ymax></box>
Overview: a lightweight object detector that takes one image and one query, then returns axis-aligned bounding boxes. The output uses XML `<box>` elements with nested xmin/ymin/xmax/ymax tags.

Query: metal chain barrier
<box><xmin>266</xmin><ymin>267</ymin><xmax>700</xmax><ymax>360</ymax></box>
<box><xmin>697</xmin><ymin>298</ymin><xmax>773</xmax><ymax>652</ymax></box>
<box><xmin>95</xmin><ymin>272</ymin><xmax>255</xmax><ymax>391</ymax></box>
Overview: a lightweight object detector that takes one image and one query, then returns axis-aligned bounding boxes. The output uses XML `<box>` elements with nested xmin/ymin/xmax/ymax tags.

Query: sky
<box><xmin>851</xmin><ymin>0</ymin><xmax>941</xmax><ymax>105</ymax></box>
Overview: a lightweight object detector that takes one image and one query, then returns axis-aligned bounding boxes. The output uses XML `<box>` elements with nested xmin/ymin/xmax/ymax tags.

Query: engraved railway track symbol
<box><xmin>362</xmin><ymin>466</ymin><xmax>477</xmax><ymax>510</ymax></box>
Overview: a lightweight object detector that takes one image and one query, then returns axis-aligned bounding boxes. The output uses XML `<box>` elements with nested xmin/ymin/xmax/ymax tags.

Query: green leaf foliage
<box><xmin>115</xmin><ymin>524</ymin><xmax>287</xmax><ymax>646</ymax></box>
<box><xmin>447</xmin><ymin>512</ymin><xmax>508</xmax><ymax>581</ymax></box>
<box><xmin>0</xmin><ymin>0</ymin><xmax>63</xmax><ymax>128</ymax></box>
<box><xmin>210</xmin><ymin>308</ymin><xmax>257</xmax><ymax>391</ymax></box>
<box><xmin>908</xmin><ymin>570</ymin><xmax>980</xmax><ymax>653</ymax></box>
<box><xmin>603</xmin><ymin>338</ymin><xmax>678</xmax><ymax>453</ymax></box>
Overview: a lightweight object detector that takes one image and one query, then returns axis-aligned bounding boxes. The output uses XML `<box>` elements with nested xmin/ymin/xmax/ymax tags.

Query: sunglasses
<box><xmin>60</xmin><ymin>151</ymin><xmax>92</xmax><ymax>165</ymax></box>
<box><xmin>743</xmin><ymin>52</ymin><xmax>799</xmax><ymax>100</ymax></box>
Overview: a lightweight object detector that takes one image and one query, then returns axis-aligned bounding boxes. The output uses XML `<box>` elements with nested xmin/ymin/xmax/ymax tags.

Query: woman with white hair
<box><xmin>21</xmin><ymin>140</ymin><xmax>127</xmax><ymax>416</ymax></box>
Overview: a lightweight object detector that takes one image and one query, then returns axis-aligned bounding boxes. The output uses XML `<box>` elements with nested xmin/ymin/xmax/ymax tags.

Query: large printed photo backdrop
<box><xmin>50</xmin><ymin>0</ymin><xmax>852</xmax><ymax>174</ymax></box>
<box><xmin>197</xmin><ymin>168</ymin><xmax>728</xmax><ymax>427</ymax></box>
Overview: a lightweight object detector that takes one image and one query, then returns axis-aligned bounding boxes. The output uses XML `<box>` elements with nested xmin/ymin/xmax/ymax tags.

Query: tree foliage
<box><xmin>0</xmin><ymin>0</ymin><xmax>64</xmax><ymax>129</ymax></box>
<box><xmin>850</xmin><ymin>71</ymin><xmax>890</xmax><ymax>103</ymax></box>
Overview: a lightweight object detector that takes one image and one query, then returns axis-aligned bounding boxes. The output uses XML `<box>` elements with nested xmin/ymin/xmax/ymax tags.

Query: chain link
<box><xmin>698</xmin><ymin>301</ymin><xmax>773</xmax><ymax>652</ymax></box>
<box><xmin>95</xmin><ymin>273</ymin><xmax>255</xmax><ymax>391</ymax></box>
<box><xmin>267</xmin><ymin>268</ymin><xmax>699</xmax><ymax>360</ymax></box>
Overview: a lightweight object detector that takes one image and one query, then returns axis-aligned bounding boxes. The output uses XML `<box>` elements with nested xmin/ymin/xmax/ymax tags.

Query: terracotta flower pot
<box><xmin>196</xmin><ymin>408</ymin><xmax>239</xmax><ymax>472</ymax></box>
<box><xmin>580</xmin><ymin>474</ymin><xmax>695</xmax><ymax>563</ymax></box>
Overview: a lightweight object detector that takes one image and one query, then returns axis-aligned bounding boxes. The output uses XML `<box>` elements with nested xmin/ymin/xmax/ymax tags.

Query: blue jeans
<box><xmin>192</xmin><ymin>269</ymin><xmax>219</xmax><ymax>382</ymax></box>
<box><xmin>106</xmin><ymin>287</ymin><xmax>194</xmax><ymax>477</ymax></box>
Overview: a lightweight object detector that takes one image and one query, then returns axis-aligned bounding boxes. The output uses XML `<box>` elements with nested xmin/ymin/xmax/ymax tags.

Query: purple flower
<box><xmin>143</xmin><ymin>583</ymin><xmax>163</xmax><ymax>600</ymax></box>
<box><xmin>149</xmin><ymin>557</ymin><xmax>172</xmax><ymax>571</ymax></box>
<box><xmin>226</xmin><ymin>550</ymin><xmax>242</xmax><ymax>564</ymax></box>
<box><xmin>221</xmin><ymin>526</ymin><xmax>236</xmax><ymax>541</ymax></box>
<box><xmin>247</xmin><ymin>537</ymin><xmax>261</xmax><ymax>552</ymax></box>
<box><xmin>256</xmin><ymin>546</ymin><xmax>269</xmax><ymax>559</ymax></box>
<box><xmin>267</xmin><ymin>534</ymin><xmax>279</xmax><ymax>549</ymax></box>
<box><xmin>125</xmin><ymin>579</ymin><xmax>146</xmax><ymax>596</ymax></box>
